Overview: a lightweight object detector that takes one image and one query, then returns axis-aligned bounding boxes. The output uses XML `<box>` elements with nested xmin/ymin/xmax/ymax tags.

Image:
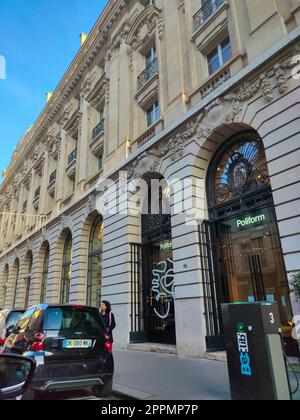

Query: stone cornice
<box><xmin>1</xmin><ymin>0</ymin><xmax>132</xmax><ymax>191</ymax></box>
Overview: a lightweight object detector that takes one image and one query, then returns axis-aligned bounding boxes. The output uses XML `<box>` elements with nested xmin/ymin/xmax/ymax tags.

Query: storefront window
<box><xmin>24</xmin><ymin>252</ymin><xmax>33</xmax><ymax>309</ymax></box>
<box><xmin>87</xmin><ymin>217</ymin><xmax>103</xmax><ymax>308</ymax></box>
<box><xmin>40</xmin><ymin>245</ymin><xmax>49</xmax><ymax>304</ymax></box>
<box><xmin>141</xmin><ymin>175</ymin><xmax>176</xmax><ymax>344</ymax></box>
<box><xmin>1</xmin><ymin>265</ymin><xmax>9</xmax><ymax>307</ymax></box>
<box><xmin>13</xmin><ymin>260</ymin><xmax>19</xmax><ymax>308</ymax></box>
<box><xmin>60</xmin><ymin>233</ymin><xmax>72</xmax><ymax>304</ymax></box>
<box><xmin>206</xmin><ymin>132</ymin><xmax>293</xmax><ymax>350</ymax></box>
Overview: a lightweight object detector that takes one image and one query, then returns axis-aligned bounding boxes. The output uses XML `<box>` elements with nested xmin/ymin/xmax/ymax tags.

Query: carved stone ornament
<box><xmin>26</xmin><ymin>238</ymin><xmax>34</xmax><ymax>253</ymax></box>
<box><xmin>127</xmin><ymin>135</ymin><xmax>185</xmax><ymax>180</ymax></box>
<box><xmin>80</xmin><ymin>71</ymin><xmax>97</xmax><ymax>101</ymax></box>
<box><xmin>126</xmin><ymin>6</ymin><xmax>161</xmax><ymax>51</ymax></box>
<box><xmin>60</xmin><ymin>214</ymin><xmax>71</xmax><ymax>231</ymax></box>
<box><xmin>87</xmin><ymin>194</ymin><xmax>96</xmax><ymax>213</ymax></box>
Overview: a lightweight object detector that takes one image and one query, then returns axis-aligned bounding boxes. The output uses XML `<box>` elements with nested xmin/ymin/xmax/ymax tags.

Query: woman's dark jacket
<box><xmin>101</xmin><ymin>312</ymin><xmax>116</xmax><ymax>343</ymax></box>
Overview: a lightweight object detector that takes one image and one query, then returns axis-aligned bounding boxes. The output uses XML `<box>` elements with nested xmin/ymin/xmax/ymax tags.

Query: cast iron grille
<box><xmin>209</xmin><ymin>135</ymin><xmax>270</xmax><ymax>208</ymax></box>
<box><xmin>198</xmin><ymin>221</ymin><xmax>224</xmax><ymax>351</ymax></box>
<box><xmin>67</xmin><ymin>148</ymin><xmax>77</xmax><ymax>166</ymax></box>
<box><xmin>141</xmin><ymin>214</ymin><xmax>171</xmax><ymax>245</ymax></box>
<box><xmin>129</xmin><ymin>243</ymin><xmax>145</xmax><ymax>342</ymax></box>
<box><xmin>92</xmin><ymin>119</ymin><xmax>105</xmax><ymax>141</ymax></box>
<box><xmin>193</xmin><ymin>0</ymin><xmax>225</xmax><ymax>31</ymax></box>
<box><xmin>137</xmin><ymin>58</ymin><xmax>158</xmax><ymax>90</ymax></box>
<box><xmin>49</xmin><ymin>170</ymin><xmax>57</xmax><ymax>185</ymax></box>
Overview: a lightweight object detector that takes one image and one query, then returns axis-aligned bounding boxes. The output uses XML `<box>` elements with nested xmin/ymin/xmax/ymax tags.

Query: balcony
<box><xmin>48</xmin><ymin>170</ymin><xmax>57</xmax><ymax>196</ymax></box>
<box><xmin>137</xmin><ymin>58</ymin><xmax>158</xmax><ymax>91</ymax></box>
<box><xmin>90</xmin><ymin>120</ymin><xmax>105</xmax><ymax>156</ymax></box>
<box><xmin>193</xmin><ymin>0</ymin><xmax>225</xmax><ymax>32</ymax></box>
<box><xmin>132</xmin><ymin>118</ymin><xmax>164</xmax><ymax>152</ymax></box>
<box><xmin>66</xmin><ymin>149</ymin><xmax>77</xmax><ymax>179</ymax></box>
<box><xmin>22</xmin><ymin>200</ymin><xmax>28</xmax><ymax>213</ymax></box>
<box><xmin>33</xmin><ymin>187</ymin><xmax>41</xmax><ymax>210</ymax></box>
<box><xmin>200</xmin><ymin>64</ymin><xmax>231</xmax><ymax>98</ymax></box>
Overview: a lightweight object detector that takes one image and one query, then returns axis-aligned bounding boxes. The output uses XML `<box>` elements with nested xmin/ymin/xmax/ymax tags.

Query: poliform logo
<box><xmin>0</xmin><ymin>55</ymin><xmax>6</xmax><ymax>80</ymax></box>
<box><xmin>236</xmin><ymin>214</ymin><xmax>266</xmax><ymax>229</ymax></box>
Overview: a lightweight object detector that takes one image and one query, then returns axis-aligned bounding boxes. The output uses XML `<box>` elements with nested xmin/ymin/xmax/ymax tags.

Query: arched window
<box><xmin>208</xmin><ymin>133</ymin><xmax>270</xmax><ymax>208</ymax></box>
<box><xmin>1</xmin><ymin>265</ymin><xmax>9</xmax><ymax>308</ymax></box>
<box><xmin>13</xmin><ymin>259</ymin><xmax>19</xmax><ymax>308</ymax></box>
<box><xmin>60</xmin><ymin>233</ymin><xmax>72</xmax><ymax>304</ymax></box>
<box><xmin>203</xmin><ymin>132</ymin><xmax>293</xmax><ymax>351</ymax></box>
<box><xmin>40</xmin><ymin>245</ymin><xmax>50</xmax><ymax>304</ymax></box>
<box><xmin>24</xmin><ymin>252</ymin><xmax>33</xmax><ymax>309</ymax></box>
<box><xmin>87</xmin><ymin>217</ymin><xmax>103</xmax><ymax>307</ymax></box>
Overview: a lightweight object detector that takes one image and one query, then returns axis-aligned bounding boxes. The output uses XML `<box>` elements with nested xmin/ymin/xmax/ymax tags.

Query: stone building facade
<box><xmin>0</xmin><ymin>0</ymin><xmax>300</xmax><ymax>357</ymax></box>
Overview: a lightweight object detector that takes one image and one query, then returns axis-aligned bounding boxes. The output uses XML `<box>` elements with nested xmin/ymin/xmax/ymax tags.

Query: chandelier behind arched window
<box><xmin>209</xmin><ymin>134</ymin><xmax>270</xmax><ymax>207</ymax></box>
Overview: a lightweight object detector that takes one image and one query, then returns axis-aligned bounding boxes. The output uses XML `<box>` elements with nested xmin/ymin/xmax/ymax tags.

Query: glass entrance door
<box><xmin>142</xmin><ymin>242</ymin><xmax>176</xmax><ymax>344</ymax></box>
<box><xmin>216</xmin><ymin>206</ymin><xmax>293</xmax><ymax>336</ymax></box>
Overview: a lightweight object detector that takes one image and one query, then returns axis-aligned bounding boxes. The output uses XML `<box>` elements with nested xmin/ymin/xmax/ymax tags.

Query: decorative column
<box><xmin>77</xmin><ymin>96</ymin><xmax>89</xmax><ymax>192</ymax></box>
<box><xmin>55</xmin><ymin>127</ymin><xmax>67</xmax><ymax>211</ymax></box>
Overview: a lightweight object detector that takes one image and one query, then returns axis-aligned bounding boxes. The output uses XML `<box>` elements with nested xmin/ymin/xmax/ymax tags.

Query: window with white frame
<box><xmin>145</xmin><ymin>46</ymin><xmax>157</xmax><ymax>67</ymax></box>
<box><xmin>207</xmin><ymin>37</ymin><xmax>232</xmax><ymax>75</ymax></box>
<box><xmin>147</xmin><ymin>101</ymin><xmax>160</xmax><ymax>127</ymax></box>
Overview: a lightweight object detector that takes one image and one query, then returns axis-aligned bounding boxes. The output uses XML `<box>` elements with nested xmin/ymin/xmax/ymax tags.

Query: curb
<box><xmin>113</xmin><ymin>383</ymin><xmax>156</xmax><ymax>400</ymax></box>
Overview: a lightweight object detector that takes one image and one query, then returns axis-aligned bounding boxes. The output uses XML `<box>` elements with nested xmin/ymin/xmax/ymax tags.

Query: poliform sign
<box><xmin>236</xmin><ymin>214</ymin><xmax>266</xmax><ymax>229</ymax></box>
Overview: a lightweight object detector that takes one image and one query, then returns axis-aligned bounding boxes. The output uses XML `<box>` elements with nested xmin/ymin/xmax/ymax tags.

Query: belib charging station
<box><xmin>222</xmin><ymin>302</ymin><xmax>291</xmax><ymax>400</ymax></box>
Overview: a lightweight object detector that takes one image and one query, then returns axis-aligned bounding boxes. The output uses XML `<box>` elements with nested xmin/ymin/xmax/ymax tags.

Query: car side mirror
<box><xmin>0</xmin><ymin>355</ymin><xmax>36</xmax><ymax>400</ymax></box>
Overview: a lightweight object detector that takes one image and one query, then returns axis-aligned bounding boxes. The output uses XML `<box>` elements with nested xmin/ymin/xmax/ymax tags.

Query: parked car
<box><xmin>0</xmin><ymin>310</ymin><xmax>25</xmax><ymax>348</ymax></box>
<box><xmin>2</xmin><ymin>304</ymin><xmax>114</xmax><ymax>399</ymax></box>
<box><xmin>0</xmin><ymin>354</ymin><xmax>36</xmax><ymax>400</ymax></box>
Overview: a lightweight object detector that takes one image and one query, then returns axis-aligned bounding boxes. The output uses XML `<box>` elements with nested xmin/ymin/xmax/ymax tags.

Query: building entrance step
<box><xmin>127</xmin><ymin>342</ymin><xmax>177</xmax><ymax>355</ymax></box>
<box><xmin>204</xmin><ymin>351</ymin><xmax>227</xmax><ymax>362</ymax></box>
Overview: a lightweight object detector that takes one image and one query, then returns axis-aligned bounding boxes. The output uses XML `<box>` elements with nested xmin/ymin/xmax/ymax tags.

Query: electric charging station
<box><xmin>222</xmin><ymin>302</ymin><xmax>291</xmax><ymax>400</ymax></box>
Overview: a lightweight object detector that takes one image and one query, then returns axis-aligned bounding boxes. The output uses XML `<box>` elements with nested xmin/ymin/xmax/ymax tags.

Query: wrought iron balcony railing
<box><xmin>67</xmin><ymin>148</ymin><xmax>77</xmax><ymax>166</ymax></box>
<box><xmin>34</xmin><ymin>187</ymin><xmax>41</xmax><ymax>200</ymax></box>
<box><xmin>92</xmin><ymin>119</ymin><xmax>105</xmax><ymax>141</ymax></box>
<box><xmin>193</xmin><ymin>0</ymin><xmax>225</xmax><ymax>32</ymax></box>
<box><xmin>137</xmin><ymin>58</ymin><xmax>158</xmax><ymax>90</ymax></box>
<box><xmin>49</xmin><ymin>170</ymin><xmax>57</xmax><ymax>185</ymax></box>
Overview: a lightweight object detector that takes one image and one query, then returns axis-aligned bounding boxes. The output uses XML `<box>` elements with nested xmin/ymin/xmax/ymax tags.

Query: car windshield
<box><xmin>7</xmin><ymin>312</ymin><xmax>24</xmax><ymax>328</ymax></box>
<box><xmin>43</xmin><ymin>307</ymin><xmax>105</xmax><ymax>338</ymax></box>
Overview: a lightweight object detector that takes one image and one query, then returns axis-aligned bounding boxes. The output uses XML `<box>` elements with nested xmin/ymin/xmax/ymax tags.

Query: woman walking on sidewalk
<box><xmin>100</xmin><ymin>300</ymin><xmax>116</xmax><ymax>347</ymax></box>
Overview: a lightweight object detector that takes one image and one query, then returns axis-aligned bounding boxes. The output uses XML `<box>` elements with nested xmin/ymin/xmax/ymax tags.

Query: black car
<box><xmin>0</xmin><ymin>310</ymin><xmax>25</xmax><ymax>348</ymax></box>
<box><xmin>3</xmin><ymin>304</ymin><xmax>114</xmax><ymax>399</ymax></box>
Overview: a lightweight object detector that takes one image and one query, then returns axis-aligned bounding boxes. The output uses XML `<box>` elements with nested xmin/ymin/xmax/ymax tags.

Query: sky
<box><xmin>0</xmin><ymin>0</ymin><xmax>108</xmax><ymax>179</ymax></box>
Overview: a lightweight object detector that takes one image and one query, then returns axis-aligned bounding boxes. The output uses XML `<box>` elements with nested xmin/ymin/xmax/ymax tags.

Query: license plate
<box><xmin>63</xmin><ymin>339</ymin><xmax>93</xmax><ymax>349</ymax></box>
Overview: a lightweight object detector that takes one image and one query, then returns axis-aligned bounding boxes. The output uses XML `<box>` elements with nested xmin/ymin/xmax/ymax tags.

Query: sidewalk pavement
<box><xmin>112</xmin><ymin>349</ymin><xmax>231</xmax><ymax>400</ymax></box>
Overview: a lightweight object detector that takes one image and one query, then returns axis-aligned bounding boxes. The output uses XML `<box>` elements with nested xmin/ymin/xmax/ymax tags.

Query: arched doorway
<box><xmin>60</xmin><ymin>231</ymin><xmax>72</xmax><ymax>304</ymax></box>
<box><xmin>205</xmin><ymin>131</ymin><xmax>293</xmax><ymax>350</ymax></box>
<box><xmin>141</xmin><ymin>174</ymin><xmax>175</xmax><ymax>344</ymax></box>
<box><xmin>12</xmin><ymin>259</ymin><xmax>20</xmax><ymax>309</ymax></box>
<box><xmin>1</xmin><ymin>265</ymin><xmax>9</xmax><ymax>308</ymax></box>
<box><xmin>24</xmin><ymin>251</ymin><xmax>33</xmax><ymax>309</ymax></box>
<box><xmin>40</xmin><ymin>243</ymin><xmax>50</xmax><ymax>304</ymax></box>
<box><xmin>87</xmin><ymin>216</ymin><xmax>103</xmax><ymax>308</ymax></box>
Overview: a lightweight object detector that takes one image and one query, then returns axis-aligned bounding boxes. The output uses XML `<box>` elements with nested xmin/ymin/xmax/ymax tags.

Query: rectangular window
<box><xmin>99</xmin><ymin>109</ymin><xmax>104</xmax><ymax>122</ymax></box>
<box><xmin>145</xmin><ymin>46</ymin><xmax>157</xmax><ymax>67</ymax></box>
<box><xmin>98</xmin><ymin>154</ymin><xmax>103</xmax><ymax>172</ymax></box>
<box><xmin>207</xmin><ymin>37</ymin><xmax>232</xmax><ymax>75</ymax></box>
<box><xmin>147</xmin><ymin>101</ymin><xmax>160</xmax><ymax>127</ymax></box>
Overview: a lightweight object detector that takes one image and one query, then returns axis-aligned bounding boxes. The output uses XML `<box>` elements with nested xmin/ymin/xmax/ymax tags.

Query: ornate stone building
<box><xmin>0</xmin><ymin>0</ymin><xmax>300</xmax><ymax>357</ymax></box>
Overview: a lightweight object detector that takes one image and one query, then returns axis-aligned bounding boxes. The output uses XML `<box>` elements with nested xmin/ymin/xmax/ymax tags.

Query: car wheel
<box><xmin>93</xmin><ymin>378</ymin><xmax>113</xmax><ymax>398</ymax></box>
